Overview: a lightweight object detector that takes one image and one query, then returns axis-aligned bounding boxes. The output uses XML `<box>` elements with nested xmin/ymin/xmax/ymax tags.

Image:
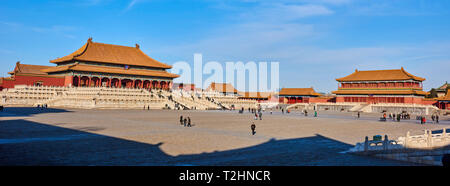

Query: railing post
<box><xmin>427</xmin><ymin>130</ymin><xmax>432</xmax><ymax>148</ymax></box>
<box><xmin>364</xmin><ymin>136</ymin><xmax>369</xmax><ymax>152</ymax></box>
<box><xmin>383</xmin><ymin>135</ymin><xmax>389</xmax><ymax>151</ymax></box>
<box><xmin>405</xmin><ymin>131</ymin><xmax>410</xmax><ymax>148</ymax></box>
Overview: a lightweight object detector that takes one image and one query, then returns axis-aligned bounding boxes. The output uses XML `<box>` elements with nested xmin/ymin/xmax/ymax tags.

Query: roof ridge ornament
<box><xmin>135</xmin><ymin>44</ymin><xmax>140</xmax><ymax>49</ymax></box>
<box><xmin>88</xmin><ymin>37</ymin><xmax>93</xmax><ymax>43</ymax></box>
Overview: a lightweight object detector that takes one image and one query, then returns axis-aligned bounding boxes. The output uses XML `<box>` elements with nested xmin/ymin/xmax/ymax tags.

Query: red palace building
<box><xmin>278</xmin><ymin>88</ymin><xmax>323</xmax><ymax>104</ymax></box>
<box><xmin>0</xmin><ymin>38</ymin><xmax>179</xmax><ymax>90</ymax></box>
<box><xmin>332</xmin><ymin>68</ymin><xmax>429</xmax><ymax>104</ymax></box>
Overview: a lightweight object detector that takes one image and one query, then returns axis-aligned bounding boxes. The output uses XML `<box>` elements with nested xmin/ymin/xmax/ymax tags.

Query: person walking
<box><xmin>314</xmin><ymin>111</ymin><xmax>317</xmax><ymax>117</ymax></box>
<box><xmin>259</xmin><ymin>112</ymin><xmax>262</xmax><ymax>120</ymax></box>
<box><xmin>183</xmin><ymin>118</ymin><xmax>187</xmax><ymax>127</ymax></box>
<box><xmin>357</xmin><ymin>112</ymin><xmax>360</xmax><ymax>119</ymax></box>
<box><xmin>187</xmin><ymin>117</ymin><xmax>191</xmax><ymax>127</ymax></box>
<box><xmin>254</xmin><ymin>112</ymin><xmax>258</xmax><ymax>120</ymax></box>
<box><xmin>436</xmin><ymin>114</ymin><xmax>439</xmax><ymax>124</ymax></box>
<box><xmin>432</xmin><ymin>114</ymin><xmax>435</xmax><ymax>123</ymax></box>
<box><xmin>251</xmin><ymin>122</ymin><xmax>256</xmax><ymax>135</ymax></box>
<box><xmin>397</xmin><ymin>113</ymin><xmax>401</xmax><ymax>122</ymax></box>
<box><xmin>180</xmin><ymin>115</ymin><xmax>183</xmax><ymax>125</ymax></box>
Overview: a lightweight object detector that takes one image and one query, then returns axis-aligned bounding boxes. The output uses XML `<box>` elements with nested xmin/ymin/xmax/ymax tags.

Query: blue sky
<box><xmin>1</xmin><ymin>0</ymin><xmax>449</xmax><ymax>93</ymax></box>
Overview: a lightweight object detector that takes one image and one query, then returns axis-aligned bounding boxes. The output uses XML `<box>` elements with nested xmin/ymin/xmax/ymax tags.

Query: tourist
<box><xmin>0</xmin><ymin>105</ymin><xmax>3</xmax><ymax>112</ymax></box>
<box><xmin>184</xmin><ymin>118</ymin><xmax>187</xmax><ymax>127</ymax></box>
<box><xmin>304</xmin><ymin>110</ymin><xmax>307</xmax><ymax>117</ymax></box>
<box><xmin>422</xmin><ymin>116</ymin><xmax>426</xmax><ymax>124</ymax></box>
<box><xmin>187</xmin><ymin>117</ymin><xmax>191</xmax><ymax>127</ymax></box>
<box><xmin>357</xmin><ymin>112</ymin><xmax>360</xmax><ymax>119</ymax></box>
<box><xmin>251</xmin><ymin>122</ymin><xmax>256</xmax><ymax>135</ymax></box>
<box><xmin>148</xmin><ymin>105</ymin><xmax>150</xmax><ymax>110</ymax></box>
<box><xmin>254</xmin><ymin>113</ymin><xmax>258</xmax><ymax>120</ymax></box>
<box><xmin>383</xmin><ymin>113</ymin><xmax>386</xmax><ymax>119</ymax></box>
<box><xmin>389</xmin><ymin>113</ymin><xmax>392</xmax><ymax>119</ymax></box>
<box><xmin>431</xmin><ymin>114</ymin><xmax>435</xmax><ymax>123</ymax></box>
<box><xmin>259</xmin><ymin>112</ymin><xmax>262</xmax><ymax>120</ymax></box>
<box><xmin>314</xmin><ymin>111</ymin><xmax>317</xmax><ymax>117</ymax></box>
<box><xmin>436</xmin><ymin>115</ymin><xmax>439</xmax><ymax>124</ymax></box>
<box><xmin>397</xmin><ymin>113</ymin><xmax>401</xmax><ymax>122</ymax></box>
<box><xmin>282</xmin><ymin>109</ymin><xmax>284</xmax><ymax>114</ymax></box>
<box><xmin>180</xmin><ymin>115</ymin><xmax>183</xmax><ymax>125</ymax></box>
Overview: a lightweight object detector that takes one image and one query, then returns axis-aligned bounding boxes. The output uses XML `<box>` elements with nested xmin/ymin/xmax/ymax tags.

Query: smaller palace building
<box><xmin>238</xmin><ymin>92</ymin><xmax>276</xmax><ymax>103</ymax></box>
<box><xmin>0</xmin><ymin>62</ymin><xmax>66</xmax><ymax>90</ymax></box>
<box><xmin>332</xmin><ymin>68</ymin><xmax>428</xmax><ymax>104</ymax></box>
<box><xmin>0</xmin><ymin>38</ymin><xmax>179</xmax><ymax>90</ymax></box>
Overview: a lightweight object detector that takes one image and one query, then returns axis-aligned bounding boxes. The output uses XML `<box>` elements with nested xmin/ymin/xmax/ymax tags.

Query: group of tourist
<box><xmin>417</xmin><ymin>114</ymin><xmax>440</xmax><ymax>124</ymax></box>
<box><xmin>36</xmin><ymin>104</ymin><xmax>48</xmax><ymax>109</ymax></box>
<box><xmin>379</xmin><ymin>112</ymin><xmax>412</xmax><ymax>122</ymax></box>
<box><xmin>179</xmin><ymin>115</ymin><xmax>192</xmax><ymax>127</ymax></box>
<box><xmin>388</xmin><ymin>113</ymin><xmax>410</xmax><ymax>120</ymax></box>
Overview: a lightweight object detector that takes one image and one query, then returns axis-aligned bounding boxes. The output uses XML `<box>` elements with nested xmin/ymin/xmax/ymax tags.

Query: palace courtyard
<box><xmin>1</xmin><ymin>107</ymin><xmax>449</xmax><ymax>166</ymax></box>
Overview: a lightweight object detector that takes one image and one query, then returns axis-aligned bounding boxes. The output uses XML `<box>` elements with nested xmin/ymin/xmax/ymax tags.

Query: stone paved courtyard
<box><xmin>1</xmin><ymin>107</ymin><xmax>449</xmax><ymax>166</ymax></box>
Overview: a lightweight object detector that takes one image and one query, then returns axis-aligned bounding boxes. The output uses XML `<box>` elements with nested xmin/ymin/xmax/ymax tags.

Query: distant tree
<box><xmin>427</xmin><ymin>88</ymin><xmax>438</xmax><ymax>98</ymax></box>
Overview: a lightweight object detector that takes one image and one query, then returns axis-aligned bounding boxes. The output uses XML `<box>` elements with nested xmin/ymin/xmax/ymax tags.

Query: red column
<box><xmin>119</xmin><ymin>79</ymin><xmax>122</xmax><ymax>88</ymax></box>
<box><xmin>140</xmin><ymin>81</ymin><xmax>144</xmax><ymax>89</ymax></box>
<box><xmin>108</xmin><ymin>78</ymin><xmax>111</xmax><ymax>87</ymax></box>
<box><xmin>77</xmin><ymin>77</ymin><xmax>81</xmax><ymax>87</ymax></box>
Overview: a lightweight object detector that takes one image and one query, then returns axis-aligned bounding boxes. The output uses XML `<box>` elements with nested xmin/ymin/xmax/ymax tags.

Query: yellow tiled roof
<box><xmin>50</xmin><ymin>38</ymin><xmax>172</xmax><ymax>69</ymax></box>
<box><xmin>336</xmin><ymin>67</ymin><xmax>425</xmax><ymax>82</ymax></box>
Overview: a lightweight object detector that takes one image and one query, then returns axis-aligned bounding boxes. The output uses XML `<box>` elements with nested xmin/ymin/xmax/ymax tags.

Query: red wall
<box><xmin>1</xmin><ymin>75</ymin><xmax>66</xmax><ymax>89</ymax></box>
<box><xmin>64</xmin><ymin>76</ymin><xmax>73</xmax><ymax>86</ymax></box>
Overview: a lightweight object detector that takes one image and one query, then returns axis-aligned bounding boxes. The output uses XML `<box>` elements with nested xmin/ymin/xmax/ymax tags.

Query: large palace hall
<box><xmin>1</xmin><ymin>38</ymin><xmax>179</xmax><ymax>90</ymax></box>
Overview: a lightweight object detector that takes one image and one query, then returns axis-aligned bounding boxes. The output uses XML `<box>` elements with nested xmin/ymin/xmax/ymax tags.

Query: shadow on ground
<box><xmin>0</xmin><ymin>107</ymin><xmax>71</xmax><ymax>117</ymax></box>
<box><xmin>0</xmin><ymin>118</ymin><xmax>421</xmax><ymax>166</ymax></box>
